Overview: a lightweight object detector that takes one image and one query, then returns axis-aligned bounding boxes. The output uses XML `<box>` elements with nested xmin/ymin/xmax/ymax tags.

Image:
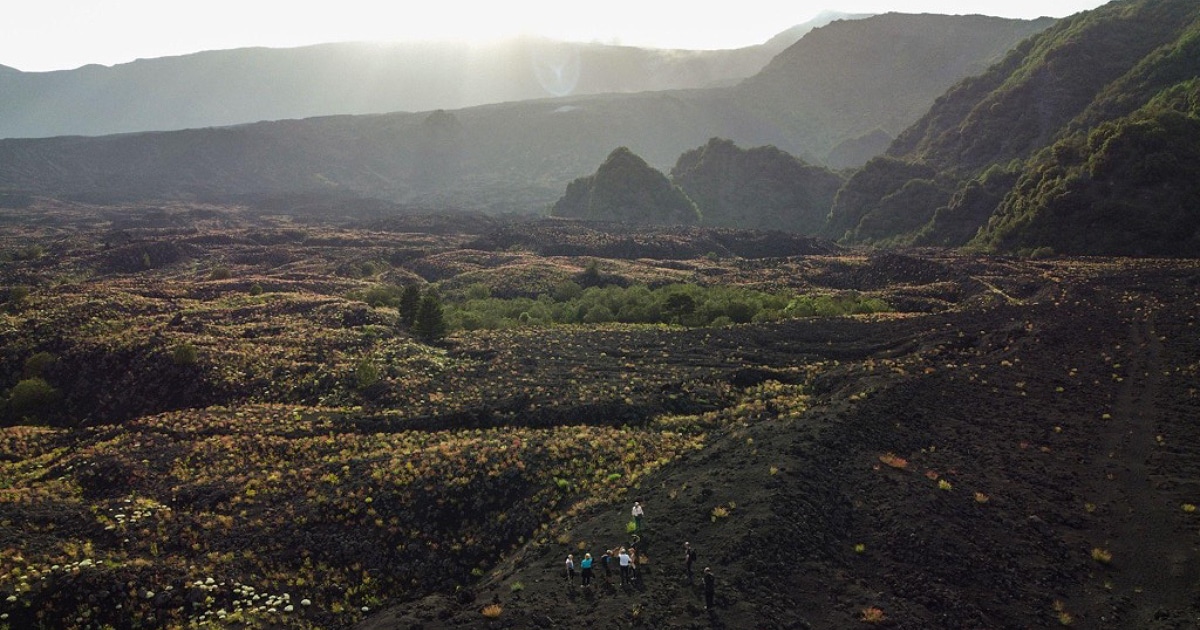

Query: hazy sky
<box><xmin>3</xmin><ymin>0</ymin><xmax>1111</xmax><ymax>72</ymax></box>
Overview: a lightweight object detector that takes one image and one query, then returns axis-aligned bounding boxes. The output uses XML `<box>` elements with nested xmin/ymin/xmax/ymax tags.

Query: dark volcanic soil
<box><xmin>3</xmin><ymin>205</ymin><xmax>1199</xmax><ymax>630</ymax></box>
<box><xmin>361</xmin><ymin>260</ymin><xmax>1200</xmax><ymax>629</ymax></box>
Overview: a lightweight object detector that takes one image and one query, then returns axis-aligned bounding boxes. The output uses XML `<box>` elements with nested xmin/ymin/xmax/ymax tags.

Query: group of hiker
<box><xmin>562</xmin><ymin>501</ymin><xmax>717</xmax><ymax>611</ymax></box>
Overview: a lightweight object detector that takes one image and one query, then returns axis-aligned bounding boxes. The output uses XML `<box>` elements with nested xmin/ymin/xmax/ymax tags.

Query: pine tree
<box><xmin>412</xmin><ymin>293</ymin><xmax>447</xmax><ymax>342</ymax></box>
<box><xmin>398</xmin><ymin>284</ymin><xmax>422</xmax><ymax>327</ymax></box>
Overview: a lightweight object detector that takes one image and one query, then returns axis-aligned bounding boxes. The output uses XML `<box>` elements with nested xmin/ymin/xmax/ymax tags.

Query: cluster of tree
<box><xmin>442</xmin><ymin>281</ymin><xmax>889</xmax><ymax>331</ymax></box>
<box><xmin>978</xmin><ymin>79</ymin><xmax>1200</xmax><ymax>255</ymax></box>
<box><xmin>357</xmin><ymin>284</ymin><xmax>447</xmax><ymax>342</ymax></box>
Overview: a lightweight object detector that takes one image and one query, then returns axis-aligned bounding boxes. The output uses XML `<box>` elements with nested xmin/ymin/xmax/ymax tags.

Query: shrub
<box><xmin>23</xmin><ymin>351</ymin><xmax>57</xmax><ymax>378</ymax></box>
<box><xmin>878</xmin><ymin>453</ymin><xmax>908</xmax><ymax>469</ymax></box>
<box><xmin>510</xmin><ymin>581</ymin><xmax>525</xmax><ymax>593</ymax></box>
<box><xmin>6</xmin><ymin>377</ymin><xmax>61</xmax><ymax>424</ymax></box>
<box><xmin>3</xmin><ymin>285</ymin><xmax>30</xmax><ymax>306</ymax></box>
<box><xmin>860</xmin><ymin>606</ymin><xmax>886</xmax><ymax>623</ymax></box>
<box><xmin>481</xmin><ymin>604</ymin><xmax>503</xmax><ymax>619</ymax></box>
<box><xmin>362</xmin><ymin>284</ymin><xmax>402</xmax><ymax>308</ymax></box>
<box><xmin>354</xmin><ymin>359</ymin><xmax>381</xmax><ymax>391</ymax></box>
<box><xmin>209</xmin><ymin>266</ymin><xmax>233</xmax><ymax>280</ymax></box>
<box><xmin>172</xmin><ymin>343</ymin><xmax>200</xmax><ymax>366</ymax></box>
<box><xmin>1091</xmin><ymin>547</ymin><xmax>1112</xmax><ymax>564</ymax></box>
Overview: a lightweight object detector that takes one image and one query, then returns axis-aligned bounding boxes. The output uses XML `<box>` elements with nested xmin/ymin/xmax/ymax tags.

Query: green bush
<box><xmin>441</xmin><ymin>282</ymin><xmax>890</xmax><ymax>331</ymax></box>
<box><xmin>354</xmin><ymin>358</ymin><xmax>381</xmax><ymax>391</ymax></box>
<box><xmin>23</xmin><ymin>352</ymin><xmax>57</xmax><ymax>378</ymax></box>
<box><xmin>172</xmin><ymin>344</ymin><xmax>200</xmax><ymax>366</ymax></box>
<box><xmin>6</xmin><ymin>377</ymin><xmax>61</xmax><ymax>424</ymax></box>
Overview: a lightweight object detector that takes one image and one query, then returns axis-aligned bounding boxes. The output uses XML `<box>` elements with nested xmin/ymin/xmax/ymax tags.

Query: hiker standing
<box><xmin>704</xmin><ymin>567</ymin><xmax>715</xmax><ymax>610</ymax></box>
<box><xmin>684</xmin><ymin>542</ymin><xmax>697</xmax><ymax>583</ymax></box>
<box><xmin>565</xmin><ymin>554</ymin><xmax>575</xmax><ymax>584</ymax></box>
<box><xmin>618</xmin><ymin>547</ymin><xmax>631</xmax><ymax>585</ymax></box>
<box><xmin>629</xmin><ymin>547</ymin><xmax>640</xmax><ymax>585</ymax></box>
<box><xmin>601</xmin><ymin>549</ymin><xmax>613</xmax><ymax>583</ymax></box>
<box><xmin>581</xmin><ymin>553</ymin><xmax>594</xmax><ymax>587</ymax></box>
<box><xmin>631</xmin><ymin>501</ymin><xmax>644</xmax><ymax>531</ymax></box>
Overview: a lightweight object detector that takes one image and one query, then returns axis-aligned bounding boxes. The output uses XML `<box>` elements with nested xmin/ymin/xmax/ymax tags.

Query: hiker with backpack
<box><xmin>684</xmin><ymin>541</ymin><xmax>697</xmax><ymax>583</ymax></box>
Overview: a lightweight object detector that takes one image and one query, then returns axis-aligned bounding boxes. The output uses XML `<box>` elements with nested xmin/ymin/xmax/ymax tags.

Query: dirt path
<box><xmin>1089</xmin><ymin>310</ymin><xmax>1200</xmax><ymax>626</ymax></box>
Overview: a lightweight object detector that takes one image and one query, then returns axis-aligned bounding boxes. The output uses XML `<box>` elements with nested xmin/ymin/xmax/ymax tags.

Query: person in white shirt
<box><xmin>631</xmin><ymin>501</ymin><xmax>644</xmax><ymax>531</ymax></box>
<box><xmin>618</xmin><ymin>547</ymin><xmax>631</xmax><ymax>585</ymax></box>
<box><xmin>565</xmin><ymin>554</ymin><xmax>575</xmax><ymax>583</ymax></box>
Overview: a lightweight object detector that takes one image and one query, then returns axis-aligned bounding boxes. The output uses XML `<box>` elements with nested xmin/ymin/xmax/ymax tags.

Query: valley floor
<box><xmin>0</xmin><ymin>204</ymin><xmax>1197</xmax><ymax>629</ymax></box>
<box><xmin>363</xmin><ymin>260</ymin><xmax>1200</xmax><ymax>629</ymax></box>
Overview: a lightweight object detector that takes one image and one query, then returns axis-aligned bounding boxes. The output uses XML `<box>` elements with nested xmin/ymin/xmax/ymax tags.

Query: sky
<box><xmin>2</xmin><ymin>0</ymin><xmax>1112</xmax><ymax>72</ymax></box>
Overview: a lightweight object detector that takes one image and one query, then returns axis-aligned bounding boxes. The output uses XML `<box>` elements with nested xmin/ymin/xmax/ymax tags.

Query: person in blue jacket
<box><xmin>580</xmin><ymin>553</ymin><xmax>594</xmax><ymax>587</ymax></box>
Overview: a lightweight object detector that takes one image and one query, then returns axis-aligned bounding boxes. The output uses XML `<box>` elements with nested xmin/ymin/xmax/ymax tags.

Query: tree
<box><xmin>663</xmin><ymin>293</ymin><xmax>697</xmax><ymax>325</ymax></box>
<box><xmin>413</xmin><ymin>293</ymin><xmax>448</xmax><ymax>342</ymax></box>
<box><xmin>398</xmin><ymin>284</ymin><xmax>422</xmax><ymax>327</ymax></box>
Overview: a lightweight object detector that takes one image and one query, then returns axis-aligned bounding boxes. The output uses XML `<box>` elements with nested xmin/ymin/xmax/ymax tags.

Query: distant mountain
<box><xmin>736</xmin><ymin>13</ymin><xmax>1056</xmax><ymax>159</ymax></box>
<box><xmin>551</xmin><ymin>147</ymin><xmax>699</xmax><ymax>225</ymax></box>
<box><xmin>828</xmin><ymin>0</ymin><xmax>1200</xmax><ymax>256</ymax></box>
<box><xmin>671</xmin><ymin>138</ymin><xmax>844</xmax><ymax>234</ymax></box>
<box><xmin>0</xmin><ymin>15</ymin><xmax>864</xmax><ymax>141</ymax></box>
<box><xmin>0</xmin><ymin>13</ymin><xmax>1052</xmax><ymax>215</ymax></box>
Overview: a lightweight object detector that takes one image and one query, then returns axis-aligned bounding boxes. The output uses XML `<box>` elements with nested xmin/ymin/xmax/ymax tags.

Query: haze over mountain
<box><xmin>0</xmin><ymin>12</ymin><xmax>1051</xmax><ymax>214</ymax></box>
<box><xmin>828</xmin><ymin>0</ymin><xmax>1200</xmax><ymax>256</ymax></box>
<box><xmin>0</xmin><ymin>13</ymin><xmax>864</xmax><ymax>140</ymax></box>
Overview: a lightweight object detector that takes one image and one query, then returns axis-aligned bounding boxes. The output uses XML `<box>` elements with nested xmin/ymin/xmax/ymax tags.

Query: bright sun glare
<box><xmin>3</xmin><ymin>0</ymin><xmax>1108</xmax><ymax>72</ymax></box>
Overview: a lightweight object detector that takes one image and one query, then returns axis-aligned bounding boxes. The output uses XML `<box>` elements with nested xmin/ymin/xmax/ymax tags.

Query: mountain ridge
<box><xmin>0</xmin><ymin>12</ymin><xmax>869</xmax><ymax>140</ymax></box>
<box><xmin>0</xmin><ymin>13</ymin><xmax>1052</xmax><ymax>215</ymax></box>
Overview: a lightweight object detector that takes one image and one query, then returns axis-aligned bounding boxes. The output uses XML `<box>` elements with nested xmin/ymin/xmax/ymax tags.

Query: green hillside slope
<box><xmin>828</xmin><ymin>0</ymin><xmax>1200</xmax><ymax>255</ymax></box>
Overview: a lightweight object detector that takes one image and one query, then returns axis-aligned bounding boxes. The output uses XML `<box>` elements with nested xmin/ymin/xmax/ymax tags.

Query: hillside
<box><xmin>0</xmin><ymin>14</ymin><xmax>1051</xmax><ymax>214</ymax></box>
<box><xmin>670</xmin><ymin>138</ymin><xmax>844</xmax><ymax>234</ymax></box>
<box><xmin>737</xmin><ymin>13</ymin><xmax>1056</xmax><ymax>157</ymax></box>
<box><xmin>827</xmin><ymin>0</ymin><xmax>1200</xmax><ymax>256</ymax></box>
<box><xmin>551</xmin><ymin>147</ymin><xmax>699</xmax><ymax>225</ymax></box>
